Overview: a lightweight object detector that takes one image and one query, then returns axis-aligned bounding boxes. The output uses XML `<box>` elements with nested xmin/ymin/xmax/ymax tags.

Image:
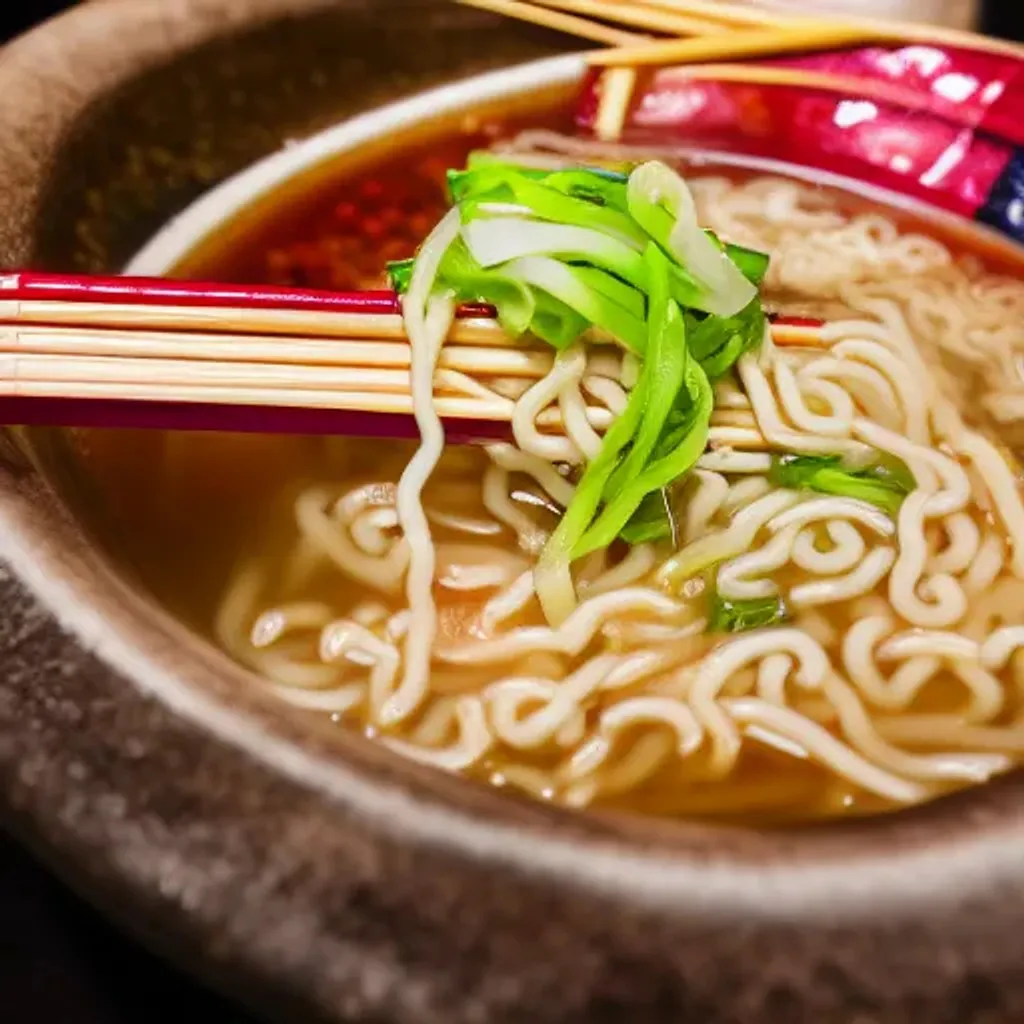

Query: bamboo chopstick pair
<box><xmin>459</xmin><ymin>0</ymin><xmax>1024</xmax><ymax>141</ymax></box>
<box><xmin>460</xmin><ymin>0</ymin><xmax>1024</xmax><ymax>65</ymax></box>
<box><xmin>0</xmin><ymin>272</ymin><xmax>821</xmax><ymax>437</ymax></box>
<box><xmin>460</xmin><ymin>0</ymin><xmax>888</xmax><ymax>62</ymax></box>
<box><xmin>0</xmin><ymin>276</ymin><xmax>532</xmax><ymax>430</ymax></box>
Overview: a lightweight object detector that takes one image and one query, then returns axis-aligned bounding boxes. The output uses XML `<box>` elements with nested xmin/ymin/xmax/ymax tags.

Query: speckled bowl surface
<box><xmin>3</xmin><ymin>2</ymin><xmax>1024</xmax><ymax>1022</ymax></box>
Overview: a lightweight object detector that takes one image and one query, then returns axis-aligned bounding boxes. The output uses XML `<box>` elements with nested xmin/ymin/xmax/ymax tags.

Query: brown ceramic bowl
<box><xmin>3</xmin><ymin>1</ymin><xmax>1024</xmax><ymax>1021</ymax></box>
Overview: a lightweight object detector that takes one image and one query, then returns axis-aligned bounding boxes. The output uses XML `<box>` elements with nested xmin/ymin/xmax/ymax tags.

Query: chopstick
<box><xmin>456</xmin><ymin>0</ymin><xmax>647</xmax><ymax>45</ymax></box>
<box><xmin>462</xmin><ymin>0</ymin><xmax>1024</xmax><ymax>71</ymax></box>
<box><xmin>0</xmin><ymin>272</ymin><xmax>501</xmax><ymax>343</ymax></box>
<box><xmin>0</xmin><ymin>324</ymin><xmax>557</xmax><ymax>374</ymax></box>
<box><xmin>0</xmin><ymin>320</ymin><xmax>819</xmax><ymax>423</ymax></box>
<box><xmin>0</xmin><ymin>271</ymin><xmax>824</xmax><ymax>439</ymax></box>
<box><xmin>634</xmin><ymin>0</ymin><xmax>811</xmax><ymax>30</ymax></box>
<box><xmin>588</xmin><ymin>22</ymin><xmax>895</xmax><ymax>66</ymax></box>
<box><xmin>0</xmin><ymin>271</ymin><xmax>403</xmax><ymax>313</ymax></box>
<box><xmin>0</xmin><ymin>301</ymin><xmax>504</xmax><ymax>343</ymax></box>
<box><xmin>525</xmin><ymin>0</ymin><xmax>732</xmax><ymax>36</ymax></box>
<box><xmin>456</xmin><ymin>0</ymin><xmax>889</xmax><ymax>64</ymax></box>
<box><xmin>0</xmin><ymin>317</ymin><xmax>821</xmax><ymax>360</ymax></box>
<box><xmin>0</xmin><ymin>358</ymin><xmax>615</xmax><ymax>430</ymax></box>
<box><xmin>0</xmin><ymin>271</ymin><xmax>824</xmax><ymax>354</ymax></box>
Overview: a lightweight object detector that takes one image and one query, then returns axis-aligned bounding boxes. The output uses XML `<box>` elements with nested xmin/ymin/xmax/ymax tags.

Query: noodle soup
<box><xmin>71</xmin><ymin>115</ymin><xmax>1024</xmax><ymax>826</ymax></box>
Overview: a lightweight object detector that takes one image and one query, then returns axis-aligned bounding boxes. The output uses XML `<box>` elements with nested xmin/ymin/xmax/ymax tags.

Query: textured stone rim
<box><xmin>0</xmin><ymin>0</ymin><xmax>1023</xmax><ymax>999</ymax></box>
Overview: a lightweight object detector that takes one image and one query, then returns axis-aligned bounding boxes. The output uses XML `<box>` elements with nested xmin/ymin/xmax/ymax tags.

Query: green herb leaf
<box><xmin>724</xmin><ymin>241</ymin><xmax>770</xmax><ymax>286</ymax></box>
<box><xmin>574</xmin><ymin>352</ymin><xmax>712</xmax><ymax>557</ymax></box>
<box><xmin>769</xmin><ymin>453</ymin><xmax>916</xmax><ymax>517</ymax></box>
<box><xmin>605</xmin><ymin>244</ymin><xmax>687</xmax><ymax>487</ymax></box>
<box><xmin>687</xmin><ymin>298</ymin><xmax>766</xmax><ymax>379</ymax></box>
<box><xmin>536</xmin><ymin>366</ymin><xmax>650</xmax><ymax>605</ymax></box>
<box><xmin>708</xmin><ymin>592</ymin><xmax>789</xmax><ymax>634</ymax></box>
<box><xmin>501</xmin><ymin>255</ymin><xmax>648</xmax><ymax>352</ymax></box>
<box><xmin>704</xmin><ymin>232</ymin><xmax>771</xmax><ymax>286</ymax></box>
<box><xmin>627</xmin><ymin>161</ymin><xmax>758</xmax><ymax>316</ymax></box>
<box><xmin>387</xmin><ymin>258</ymin><xmax>414</xmax><ymax>294</ymax></box>
<box><xmin>402</xmin><ymin>157</ymin><xmax>776</xmax><ymax>565</ymax></box>
<box><xmin>619</xmin><ymin>489</ymin><xmax>675</xmax><ymax>544</ymax></box>
<box><xmin>573</xmin><ymin>250</ymin><xmax>714</xmax><ymax>558</ymax></box>
<box><xmin>457</xmin><ymin>174</ymin><xmax>644</xmax><ymax>247</ymax></box>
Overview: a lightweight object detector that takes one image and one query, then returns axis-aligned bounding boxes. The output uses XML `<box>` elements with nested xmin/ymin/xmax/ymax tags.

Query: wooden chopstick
<box><xmin>589</xmin><ymin>22</ymin><xmax>895</xmax><ymax>66</ymax></box>
<box><xmin>0</xmin><ymin>299</ymin><xmax>509</xmax><ymax>345</ymax></box>
<box><xmin>456</xmin><ymin>0</ymin><xmax>647</xmax><ymax>45</ymax></box>
<box><xmin>0</xmin><ymin>265</ymin><xmax>826</xmax><ymax>440</ymax></box>
<box><xmin>0</xmin><ymin>318</ymin><xmax>819</xmax><ymax>364</ymax></box>
<box><xmin>0</xmin><ymin>325</ymin><xmax>556</xmax><ymax>375</ymax></box>
<box><xmin>6</xmin><ymin>353</ymin><xmax>440</xmax><ymax>394</ymax></box>
<box><xmin>527</xmin><ymin>0</ymin><xmax>731</xmax><ymax>36</ymax></box>
<box><xmin>6</xmin><ymin>354</ymin><xmax>569</xmax><ymax>410</ymax></box>
<box><xmin>0</xmin><ymin>321</ymin><xmax>821</xmax><ymax>421</ymax></box>
<box><xmin>455</xmin><ymin>0</ymin><xmax>1024</xmax><ymax>82</ymax></box>
<box><xmin>594</xmin><ymin>66</ymin><xmax>639</xmax><ymax>141</ymax></box>
<box><xmin>568</xmin><ymin>0</ymin><xmax>1024</xmax><ymax>65</ymax></box>
<box><xmin>0</xmin><ymin>370</ymin><xmax>615</xmax><ymax>431</ymax></box>
<box><xmin>0</xmin><ymin>271</ymin><xmax>502</xmax><ymax>339</ymax></box>
<box><xmin>3</xmin><ymin>377</ymin><xmax>513</xmax><ymax>419</ymax></box>
<box><xmin>635</xmin><ymin>0</ymin><xmax>812</xmax><ymax>30</ymax></box>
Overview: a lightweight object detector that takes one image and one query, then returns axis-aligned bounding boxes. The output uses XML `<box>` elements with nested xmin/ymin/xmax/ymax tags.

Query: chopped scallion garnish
<box><xmin>768</xmin><ymin>453</ymin><xmax>916</xmax><ymax>517</ymax></box>
<box><xmin>708</xmin><ymin>592</ymin><xmax>789</xmax><ymax>634</ymax></box>
<box><xmin>397</xmin><ymin>156</ymin><xmax>772</xmax><ymax>622</ymax></box>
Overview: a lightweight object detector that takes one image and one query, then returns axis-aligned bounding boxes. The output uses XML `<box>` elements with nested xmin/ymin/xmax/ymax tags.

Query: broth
<box><xmin>60</xmin><ymin>113</ymin><xmax>1024</xmax><ymax>825</ymax></box>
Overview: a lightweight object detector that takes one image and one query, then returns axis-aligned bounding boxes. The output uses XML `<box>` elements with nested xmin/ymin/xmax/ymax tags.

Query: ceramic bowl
<box><xmin>3</xmin><ymin>2</ymin><xmax>1024</xmax><ymax>1021</ymax></box>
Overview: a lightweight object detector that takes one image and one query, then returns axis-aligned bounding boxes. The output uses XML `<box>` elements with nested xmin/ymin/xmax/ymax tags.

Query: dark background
<box><xmin>1</xmin><ymin>0</ymin><xmax>1023</xmax><ymax>1021</ymax></box>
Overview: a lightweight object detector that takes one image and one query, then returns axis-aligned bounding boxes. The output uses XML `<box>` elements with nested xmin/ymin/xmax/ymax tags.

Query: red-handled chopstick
<box><xmin>0</xmin><ymin>271</ymin><xmax>824</xmax><ymax>439</ymax></box>
<box><xmin>0</xmin><ymin>272</ymin><xmax>495</xmax><ymax>323</ymax></box>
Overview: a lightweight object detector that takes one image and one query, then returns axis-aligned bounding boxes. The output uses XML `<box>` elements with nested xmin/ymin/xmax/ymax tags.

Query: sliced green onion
<box><xmin>769</xmin><ymin>453</ymin><xmax>916</xmax><ymax>517</ymax></box>
<box><xmin>399</xmin><ymin>156</ymin><xmax>776</xmax><ymax>586</ymax></box>
<box><xmin>619</xmin><ymin>489</ymin><xmax>676</xmax><ymax>544</ymax></box>
<box><xmin>628</xmin><ymin>161</ymin><xmax>758</xmax><ymax>316</ymax></box>
<box><xmin>460</xmin><ymin>153</ymin><xmax>552</xmax><ymax>178</ymax></box>
<box><xmin>687</xmin><ymin>298</ymin><xmax>767</xmax><ymax>379</ymax></box>
<box><xmin>708</xmin><ymin>592</ymin><xmax>789</xmax><ymax>634</ymax></box>
<box><xmin>540</xmin><ymin>168</ymin><xmax>632</xmax><ymax>213</ymax></box>
<box><xmin>435</xmin><ymin>237</ymin><xmax>537</xmax><ymax>337</ymax></box>
<box><xmin>722</xmin><ymin>241</ymin><xmax>770</xmax><ymax>286</ymax></box>
<box><xmin>387</xmin><ymin>258</ymin><xmax>414</xmax><ymax>294</ymax></box>
<box><xmin>455</xmin><ymin>173</ymin><xmax>644</xmax><ymax>248</ymax></box>
<box><xmin>501</xmin><ymin>256</ymin><xmax>647</xmax><ymax>352</ymax></box>
<box><xmin>528</xmin><ymin>290</ymin><xmax>590</xmax><ymax>349</ymax></box>
<box><xmin>606</xmin><ymin>244</ymin><xmax>687</xmax><ymax>492</ymax></box>
<box><xmin>574</xmin><ymin>341</ymin><xmax>712</xmax><ymax>557</ymax></box>
<box><xmin>535</xmin><ymin>369</ymin><xmax>650</xmax><ymax>624</ymax></box>
<box><xmin>460</xmin><ymin>218</ymin><xmax>649</xmax><ymax>291</ymax></box>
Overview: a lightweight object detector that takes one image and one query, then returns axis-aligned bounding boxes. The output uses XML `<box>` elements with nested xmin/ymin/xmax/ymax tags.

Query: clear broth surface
<box><xmin>55</xmin><ymin>110</ymin><xmax>1024</xmax><ymax>824</ymax></box>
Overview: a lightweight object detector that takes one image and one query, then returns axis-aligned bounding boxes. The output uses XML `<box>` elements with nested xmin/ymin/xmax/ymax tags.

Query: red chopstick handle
<box><xmin>0</xmin><ymin>271</ymin><xmax>495</xmax><ymax>320</ymax></box>
<box><xmin>0</xmin><ymin>271</ymin><xmax>818</xmax><ymax>330</ymax></box>
<box><xmin>1</xmin><ymin>271</ymin><xmax>401</xmax><ymax>315</ymax></box>
<box><xmin>0</xmin><ymin>396</ymin><xmax>512</xmax><ymax>443</ymax></box>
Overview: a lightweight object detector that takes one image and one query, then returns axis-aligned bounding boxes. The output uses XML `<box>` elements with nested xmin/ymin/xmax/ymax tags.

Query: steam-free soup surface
<box><xmin>63</xmin><ymin>120</ymin><xmax>1024</xmax><ymax>825</ymax></box>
